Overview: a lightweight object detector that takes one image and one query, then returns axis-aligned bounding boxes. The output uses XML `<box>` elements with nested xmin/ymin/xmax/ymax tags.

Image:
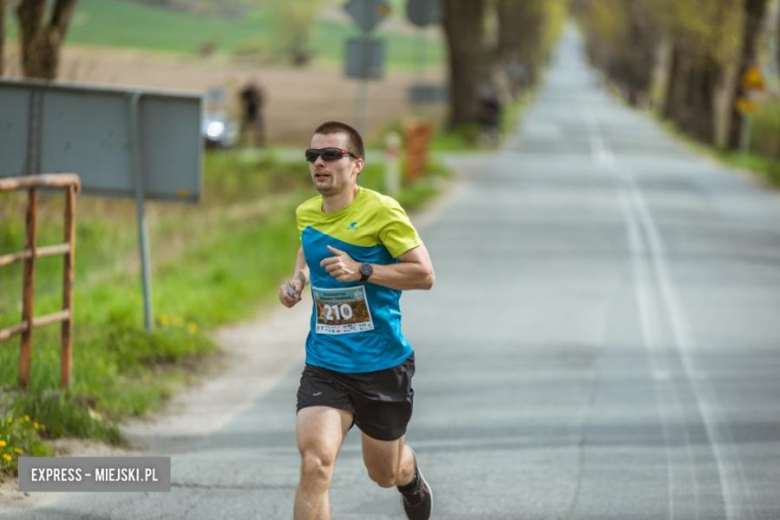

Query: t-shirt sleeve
<box><xmin>295</xmin><ymin>205</ymin><xmax>306</xmax><ymax>242</ymax></box>
<box><xmin>378</xmin><ymin>198</ymin><xmax>422</xmax><ymax>258</ymax></box>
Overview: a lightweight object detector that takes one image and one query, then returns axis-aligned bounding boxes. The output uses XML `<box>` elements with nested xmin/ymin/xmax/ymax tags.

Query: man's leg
<box><xmin>362</xmin><ymin>433</ymin><xmax>432</xmax><ymax>520</ymax></box>
<box><xmin>294</xmin><ymin>406</ymin><xmax>353</xmax><ymax>520</ymax></box>
<box><xmin>361</xmin><ymin>433</ymin><xmax>416</xmax><ymax>488</ymax></box>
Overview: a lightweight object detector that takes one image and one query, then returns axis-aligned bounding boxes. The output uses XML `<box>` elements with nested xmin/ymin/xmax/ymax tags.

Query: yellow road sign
<box><xmin>740</xmin><ymin>65</ymin><xmax>765</xmax><ymax>91</ymax></box>
<box><xmin>736</xmin><ymin>97</ymin><xmax>759</xmax><ymax>115</ymax></box>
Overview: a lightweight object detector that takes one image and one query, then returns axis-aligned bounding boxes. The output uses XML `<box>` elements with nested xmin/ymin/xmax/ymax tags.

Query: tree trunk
<box><xmin>16</xmin><ymin>0</ymin><xmax>78</xmax><ymax>80</ymax></box>
<box><xmin>775</xmin><ymin>1</ymin><xmax>780</xmax><ymax>157</ymax></box>
<box><xmin>0</xmin><ymin>0</ymin><xmax>5</xmax><ymax>76</ymax></box>
<box><xmin>684</xmin><ymin>56</ymin><xmax>718</xmax><ymax>143</ymax></box>
<box><xmin>495</xmin><ymin>0</ymin><xmax>542</xmax><ymax>96</ymax></box>
<box><xmin>496</xmin><ymin>0</ymin><xmax>521</xmax><ymax>64</ymax></box>
<box><xmin>663</xmin><ymin>44</ymin><xmax>687</xmax><ymax>122</ymax></box>
<box><xmin>727</xmin><ymin>0</ymin><xmax>768</xmax><ymax>149</ymax></box>
<box><xmin>650</xmin><ymin>36</ymin><xmax>673</xmax><ymax>111</ymax></box>
<box><xmin>777</xmin><ymin>1</ymin><xmax>780</xmax><ymax>79</ymax></box>
<box><xmin>714</xmin><ymin>58</ymin><xmax>740</xmax><ymax>148</ymax></box>
<box><xmin>442</xmin><ymin>0</ymin><xmax>486</xmax><ymax>129</ymax></box>
<box><xmin>515</xmin><ymin>0</ymin><xmax>544</xmax><ymax>85</ymax></box>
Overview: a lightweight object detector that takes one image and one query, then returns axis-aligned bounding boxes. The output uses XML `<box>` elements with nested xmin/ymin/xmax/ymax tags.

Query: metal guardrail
<box><xmin>0</xmin><ymin>173</ymin><xmax>81</xmax><ymax>388</ymax></box>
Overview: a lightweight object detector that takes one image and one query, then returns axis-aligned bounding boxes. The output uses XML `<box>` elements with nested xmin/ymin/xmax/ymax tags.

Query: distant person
<box><xmin>239</xmin><ymin>79</ymin><xmax>266</xmax><ymax>147</ymax></box>
<box><xmin>477</xmin><ymin>85</ymin><xmax>502</xmax><ymax>147</ymax></box>
<box><xmin>504</xmin><ymin>59</ymin><xmax>528</xmax><ymax>98</ymax></box>
<box><xmin>278</xmin><ymin>121</ymin><xmax>435</xmax><ymax>520</ymax></box>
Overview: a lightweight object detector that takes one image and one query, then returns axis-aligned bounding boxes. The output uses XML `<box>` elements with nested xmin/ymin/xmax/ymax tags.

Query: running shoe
<box><xmin>399</xmin><ymin>450</ymin><xmax>432</xmax><ymax>520</ymax></box>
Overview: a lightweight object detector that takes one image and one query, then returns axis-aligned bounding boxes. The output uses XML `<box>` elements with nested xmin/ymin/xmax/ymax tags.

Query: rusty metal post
<box><xmin>61</xmin><ymin>184</ymin><xmax>77</xmax><ymax>388</ymax></box>
<box><xmin>20</xmin><ymin>188</ymin><xmax>38</xmax><ymax>388</ymax></box>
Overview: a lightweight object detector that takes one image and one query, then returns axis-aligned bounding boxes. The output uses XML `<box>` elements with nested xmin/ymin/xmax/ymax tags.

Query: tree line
<box><xmin>572</xmin><ymin>0</ymin><xmax>770</xmax><ymax>151</ymax></box>
<box><xmin>441</xmin><ymin>0</ymin><xmax>566</xmax><ymax>129</ymax></box>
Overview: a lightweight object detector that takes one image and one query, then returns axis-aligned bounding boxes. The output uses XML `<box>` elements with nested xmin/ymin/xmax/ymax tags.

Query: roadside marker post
<box><xmin>343</xmin><ymin>0</ymin><xmax>390</xmax><ymax>136</ymax></box>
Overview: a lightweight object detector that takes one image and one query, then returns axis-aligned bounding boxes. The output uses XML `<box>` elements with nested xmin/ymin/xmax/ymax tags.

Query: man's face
<box><xmin>308</xmin><ymin>132</ymin><xmax>363</xmax><ymax>196</ymax></box>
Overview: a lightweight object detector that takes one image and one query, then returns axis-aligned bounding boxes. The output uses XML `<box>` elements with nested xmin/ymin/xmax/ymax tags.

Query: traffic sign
<box><xmin>346</xmin><ymin>37</ymin><xmax>385</xmax><ymax>80</ymax></box>
<box><xmin>736</xmin><ymin>96</ymin><xmax>759</xmax><ymax>115</ymax></box>
<box><xmin>344</xmin><ymin>0</ymin><xmax>391</xmax><ymax>33</ymax></box>
<box><xmin>406</xmin><ymin>0</ymin><xmax>440</xmax><ymax>27</ymax></box>
<box><xmin>740</xmin><ymin>65</ymin><xmax>765</xmax><ymax>91</ymax></box>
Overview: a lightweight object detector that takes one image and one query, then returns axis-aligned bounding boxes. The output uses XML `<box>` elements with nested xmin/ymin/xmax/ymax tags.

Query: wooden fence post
<box><xmin>20</xmin><ymin>188</ymin><xmax>38</xmax><ymax>388</ymax></box>
<box><xmin>1</xmin><ymin>174</ymin><xmax>80</xmax><ymax>389</ymax></box>
<box><xmin>61</xmin><ymin>184</ymin><xmax>77</xmax><ymax>388</ymax></box>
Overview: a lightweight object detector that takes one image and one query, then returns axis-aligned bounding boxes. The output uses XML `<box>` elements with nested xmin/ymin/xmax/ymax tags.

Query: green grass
<box><xmin>366</xmin><ymin>88</ymin><xmax>536</xmax><ymax>155</ymax></box>
<box><xmin>653</xmin><ymin>117</ymin><xmax>780</xmax><ymax>189</ymax></box>
<box><xmin>428</xmin><ymin>87</ymin><xmax>538</xmax><ymax>152</ymax></box>
<box><xmin>0</xmin><ymin>148</ymin><xmax>448</xmax><ymax>476</ymax></box>
<box><xmin>716</xmin><ymin>150</ymin><xmax>780</xmax><ymax>187</ymax></box>
<box><xmin>1</xmin><ymin>413</ymin><xmax>53</xmax><ymax>474</ymax></box>
<box><xmin>65</xmin><ymin>0</ymin><xmax>271</xmax><ymax>54</ymax></box>
<box><xmin>430</xmin><ymin>124</ymin><xmax>482</xmax><ymax>151</ymax></box>
<box><xmin>5</xmin><ymin>0</ymin><xmax>445</xmax><ymax>70</ymax></box>
<box><xmin>602</xmin><ymin>77</ymin><xmax>780</xmax><ymax>191</ymax></box>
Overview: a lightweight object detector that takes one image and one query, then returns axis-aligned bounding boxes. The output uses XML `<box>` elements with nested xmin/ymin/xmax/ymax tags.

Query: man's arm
<box><xmin>278</xmin><ymin>247</ymin><xmax>310</xmax><ymax>307</ymax></box>
<box><xmin>320</xmin><ymin>244</ymin><xmax>434</xmax><ymax>291</ymax></box>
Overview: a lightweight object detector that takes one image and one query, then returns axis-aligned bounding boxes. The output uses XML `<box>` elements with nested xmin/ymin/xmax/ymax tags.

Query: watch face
<box><xmin>360</xmin><ymin>263</ymin><xmax>373</xmax><ymax>277</ymax></box>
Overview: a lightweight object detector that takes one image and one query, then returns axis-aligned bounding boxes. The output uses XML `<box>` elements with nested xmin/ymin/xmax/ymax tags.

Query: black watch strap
<box><xmin>359</xmin><ymin>263</ymin><xmax>373</xmax><ymax>282</ymax></box>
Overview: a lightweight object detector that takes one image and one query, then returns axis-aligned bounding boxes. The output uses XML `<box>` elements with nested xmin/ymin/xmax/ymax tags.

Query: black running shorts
<box><xmin>296</xmin><ymin>354</ymin><xmax>415</xmax><ymax>441</ymax></box>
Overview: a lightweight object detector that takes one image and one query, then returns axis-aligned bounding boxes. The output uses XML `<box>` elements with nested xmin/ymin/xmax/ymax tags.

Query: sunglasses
<box><xmin>305</xmin><ymin>147</ymin><xmax>357</xmax><ymax>162</ymax></box>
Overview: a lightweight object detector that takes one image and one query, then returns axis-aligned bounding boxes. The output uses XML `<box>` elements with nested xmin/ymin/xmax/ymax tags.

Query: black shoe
<box><xmin>399</xmin><ymin>450</ymin><xmax>432</xmax><ymax>520</ymax></box>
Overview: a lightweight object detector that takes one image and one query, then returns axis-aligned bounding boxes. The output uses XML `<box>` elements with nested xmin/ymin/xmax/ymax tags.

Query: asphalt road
<box><xmin>6</xmin><ymin>26</ymin><xmax>780</xmax><ymax>520</ymax></box>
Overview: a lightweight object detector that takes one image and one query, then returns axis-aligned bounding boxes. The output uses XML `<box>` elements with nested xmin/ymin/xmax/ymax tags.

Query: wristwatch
<box><xmin>359</xmin><ymin>263</ymin><xmax>373</xmax><ymax>283</ymax></box>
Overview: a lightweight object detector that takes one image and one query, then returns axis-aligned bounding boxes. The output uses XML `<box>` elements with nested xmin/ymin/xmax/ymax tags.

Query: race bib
<box><xmin>312</xmin><ymin>286</ymin><xmax>375</xmax><ymax>335</ymax></box>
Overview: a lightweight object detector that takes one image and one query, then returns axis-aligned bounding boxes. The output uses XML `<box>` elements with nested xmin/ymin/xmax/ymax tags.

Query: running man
<box><xmin>278</xmin><ymin>121</ymin><xmax>435</xmax><ymax>520</ymax></box>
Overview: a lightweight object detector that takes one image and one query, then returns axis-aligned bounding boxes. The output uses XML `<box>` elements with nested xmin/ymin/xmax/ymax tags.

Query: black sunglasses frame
<box><xmin>305</xmin><ymin>147</ymin><xmax>358</xmax><ymax>162</ymax></box>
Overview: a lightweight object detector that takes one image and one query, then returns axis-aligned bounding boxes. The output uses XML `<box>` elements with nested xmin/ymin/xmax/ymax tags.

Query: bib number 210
<box><xmin>312</xmin><ymin>285</ymin><xmax>374</xmax><ymax>334</ymax></box>
<box><xmin>323</xmin><ymin>303</ymin><xmax>353</xmax><ymax>321</ymax></box>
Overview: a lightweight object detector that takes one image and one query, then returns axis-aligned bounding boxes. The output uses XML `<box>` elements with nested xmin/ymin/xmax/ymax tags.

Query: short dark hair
<box><xmin>313</xmin><ymin>121</ymin><xmax>365</xmax><ymax>159</ymax></box>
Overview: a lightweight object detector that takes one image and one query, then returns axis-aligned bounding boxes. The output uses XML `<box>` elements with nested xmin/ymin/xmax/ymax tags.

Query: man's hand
<box><xmin>278</xmin><ymin>276</ymin><xmax>305</xmax><ymax>308</ymax></box>
<box><xmin>320</xmin><ymin>245</ymin><xmax>360</xmax><ymax>282</ymax></box>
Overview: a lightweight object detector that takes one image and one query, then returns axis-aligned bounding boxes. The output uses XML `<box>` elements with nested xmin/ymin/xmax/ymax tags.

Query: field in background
<box><xmin>3</xmin><ymin>0</ymin><xmax>445</xmax><ymax>70</ymax></box>
<box><xmin>2</xmin><ymin>0</ymin><xmax>449</xmax><ymax>145</ymax></box>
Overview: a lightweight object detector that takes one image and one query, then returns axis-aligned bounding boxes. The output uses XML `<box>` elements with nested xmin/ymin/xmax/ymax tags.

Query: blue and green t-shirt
<box><xmin>296</xmin><ymin>187</ymin><xmax>422</xmax><ymax>373</ymax></box>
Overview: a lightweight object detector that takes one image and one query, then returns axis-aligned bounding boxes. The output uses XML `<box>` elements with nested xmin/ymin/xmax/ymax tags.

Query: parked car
<box><xmin>202</xmin><ymin>112</ymin><xmax>239</xmax><ymax>149</ymax></box>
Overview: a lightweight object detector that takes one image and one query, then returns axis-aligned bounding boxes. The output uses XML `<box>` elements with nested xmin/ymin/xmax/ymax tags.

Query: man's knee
<box><xmin>366</xmin><ymin>466</ymin><xmax>401</xmax><ymax>488</ymax></box>
<box><xmin>300</xmin><ymin>450</ymin><xmax>336</xmax><ymax>488</ymax></box>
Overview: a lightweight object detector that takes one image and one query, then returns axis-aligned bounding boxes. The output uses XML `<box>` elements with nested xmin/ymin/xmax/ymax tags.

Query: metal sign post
<box><xmin>127</xmin><ymin>93</ymin><xmax>154</xmax><ymax>330</ymax></box>
<box><xmin>343</xmin><ymin>0</ymin><xmax>390</xmax><ymax>136</ymax></box>
<box><xmin>346</xmin><ymin>36</ymin><xmax>385</xmax><ymax>134</ymax></box>
<box><xmin>406</xmin><ymin>0</ymin><xmax>443</xmax><ymax>109</ymax></box>
<box><xmin>736</xmin><ymin>65</ymin><xmax>766</xmax><ymax>159</ymax></box>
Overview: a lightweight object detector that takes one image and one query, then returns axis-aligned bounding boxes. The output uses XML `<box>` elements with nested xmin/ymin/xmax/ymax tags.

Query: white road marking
<box><xmin>584</xmin><ymin>110</ymin><xmax>755</xmax><ymax>520</ymax></box>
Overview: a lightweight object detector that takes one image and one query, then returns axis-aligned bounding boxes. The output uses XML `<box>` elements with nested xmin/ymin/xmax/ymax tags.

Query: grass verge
<box><xmin>601</xmin><ymin>74</ymin><xmax>780</xmax><ymax>190</ymax></box>
<box><xmin>654</xmin><ymin>118</ymin><xmax>780</xmax><ymax>189</ymax></box>
<box><xmin>369</xmin><ymin>86</ymin><xmax>537</xmax><ymax>155</ymax></box>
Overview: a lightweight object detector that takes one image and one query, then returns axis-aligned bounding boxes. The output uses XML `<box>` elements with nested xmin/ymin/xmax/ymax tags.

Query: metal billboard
<box><xmin>0</xmin><ymin>79</ymin><xmax>202</xmax><ymax>202</ymax></box>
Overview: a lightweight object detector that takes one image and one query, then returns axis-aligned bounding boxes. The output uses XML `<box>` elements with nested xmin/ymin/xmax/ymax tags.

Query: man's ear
<box><xmin>353</xmin><ymin>157</ymin><xmax>365</xmax><ymax>177</ymax></box>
